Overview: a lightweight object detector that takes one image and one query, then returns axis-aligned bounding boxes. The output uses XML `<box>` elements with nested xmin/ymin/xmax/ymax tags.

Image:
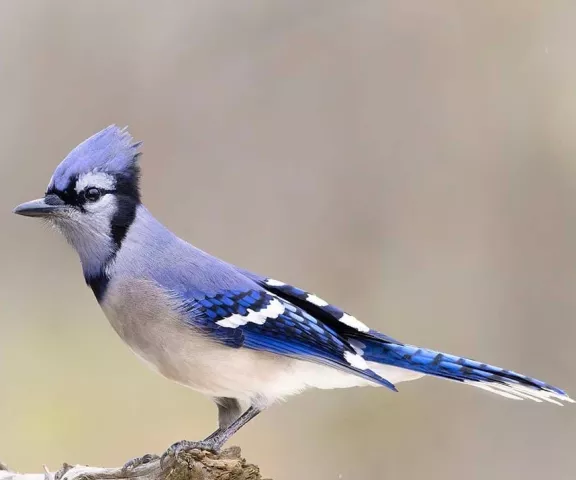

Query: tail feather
<box><xmin>357</xmin><ymin>340</ymin><xmax>573</xmax><ymax>405</ymax></box>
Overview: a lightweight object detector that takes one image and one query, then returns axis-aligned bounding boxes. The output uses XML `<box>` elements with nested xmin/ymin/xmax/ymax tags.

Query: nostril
<box><xmin>44</xmin><ymin>193</ymin><xmax>65</xmax><ymax>206</ymax></box>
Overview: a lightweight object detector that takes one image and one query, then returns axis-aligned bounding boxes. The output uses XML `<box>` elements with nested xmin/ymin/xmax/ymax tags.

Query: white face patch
<box><xmin>75</xmin><ymin>171</ymin><xmax>116</xmax><ymax>194</ymax></box>
<box><xmin>216</xmin><ymin>298</ymin><xmax>286</xmax><ymax>328</ymax></box>
<box><xmin>265</xmin><ymin>279</ymin><xmax>285</xmax><ymax>287</ymax></box>
<box><xmin>82</xmin><ymin>192</ymin><xmax>117</xmax><ymax>215</ymax></box>
<box><xmin>339</xmin><ymin>313</ymin><xmax>370</xmax><ymax>333</ymax></box>
<box><xmin>51</xmin><ymin>194</ymin><xmax>118</xmax><ymax>278</ymax></box>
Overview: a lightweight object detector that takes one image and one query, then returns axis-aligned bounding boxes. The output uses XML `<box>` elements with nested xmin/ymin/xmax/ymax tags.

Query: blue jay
<box><xmin>13</xmin><ymin>126</ymin><xmax>573</xmax><ymax>467</ymax></box>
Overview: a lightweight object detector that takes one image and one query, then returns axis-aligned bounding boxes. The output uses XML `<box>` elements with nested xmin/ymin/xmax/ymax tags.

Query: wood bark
<box><xmin>0</xmin><ymin>447</ymin><xmax>267</xmax><ymax>480</ymax></box>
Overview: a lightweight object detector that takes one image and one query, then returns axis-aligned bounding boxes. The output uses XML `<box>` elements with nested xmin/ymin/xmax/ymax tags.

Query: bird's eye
<box><xmin>84</xmin><ymin>187</ymin><xmax>102</xmax><ymax>202</ymax></box>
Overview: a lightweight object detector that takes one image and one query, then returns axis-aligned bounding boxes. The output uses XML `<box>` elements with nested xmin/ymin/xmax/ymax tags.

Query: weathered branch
<box><xmin>0</xmin><ymin>447</ymin><xmax>266</xmax><ymax>480</ymax></box>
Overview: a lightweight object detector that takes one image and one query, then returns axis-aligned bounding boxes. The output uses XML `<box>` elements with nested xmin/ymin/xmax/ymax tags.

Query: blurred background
<box><xmin>0</xmin><ymin>1</ymin><xmax>575</xmax><ymax>479</ymax></box>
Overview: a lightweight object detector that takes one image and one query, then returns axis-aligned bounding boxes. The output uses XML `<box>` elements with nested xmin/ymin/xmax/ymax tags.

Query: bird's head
<box><xmin>13</xmin><ymin>126</ymin><xmax>142</xmax><ymax>274</ymax></box>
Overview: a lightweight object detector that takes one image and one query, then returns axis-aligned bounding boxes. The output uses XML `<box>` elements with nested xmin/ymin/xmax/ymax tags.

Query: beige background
<box><xmin>1</xmin><ymin>1</ymin><xmax>575</xmax><ymax>479</ymax></box>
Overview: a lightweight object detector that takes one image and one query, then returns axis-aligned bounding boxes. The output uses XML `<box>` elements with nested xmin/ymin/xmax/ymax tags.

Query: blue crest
<box><xmin>49</xmin><ymin>125</ymin><xmax>141</xmax><ymax>191</ymax></box>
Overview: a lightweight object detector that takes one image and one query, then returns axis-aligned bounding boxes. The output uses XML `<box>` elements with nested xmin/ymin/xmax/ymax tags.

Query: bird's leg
<box><xmin>123</xmin><ymin>398</ymin><xmax>244</xmax><ymax>471</ymax></box>
<box><xmin>161</xmin><ymin>405</ymin><xmax>262</xmax><ymax>465</ymax></box>
<box><xmin>203</xmin><ymin>405</ymin><xmax>262</xmax><ymax>449</ymax></box>
<box><xmin>216</xmin><ymin>397</ymin><xmax>244</xmax><ymax>430</ymax></box>
<box><xmin>201</xmin><ymin>397</ymin><xmax>244</xmax><ymax>441</ymax></box>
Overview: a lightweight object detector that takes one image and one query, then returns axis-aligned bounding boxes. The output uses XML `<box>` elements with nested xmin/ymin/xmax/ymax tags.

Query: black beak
<box><xmin>13</xmin><ymin>194</ymin><xmax>67</xmax><ymax>218</ymax></box>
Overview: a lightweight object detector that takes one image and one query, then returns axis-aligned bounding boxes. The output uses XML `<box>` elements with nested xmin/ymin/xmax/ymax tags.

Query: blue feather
<box><xmin>177</xmin><ymin>288</ymin><xmax>397</xmax><ymax>391</ymax></box>
<box><xmin>359</xmin><ymin>340</ymin><xmax>569</xmax><ymax>400</ymax></box>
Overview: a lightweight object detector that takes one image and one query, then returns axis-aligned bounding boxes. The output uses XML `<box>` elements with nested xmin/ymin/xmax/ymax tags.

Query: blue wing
<box><xmin>238</xmin><ymin>269</ymin><xmax>400</xmax><ymax>345</ymax></box>
<box><xmin>176</xmin><ymin>288</ymin><xmax>397</xmax><ymax>391</ymax></box>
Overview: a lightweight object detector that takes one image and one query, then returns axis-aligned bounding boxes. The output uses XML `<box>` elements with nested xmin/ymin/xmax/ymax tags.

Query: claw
<box><xmin>122</xmin><ymin>453</ymin><xmax>160</xmax><ymax>472</ymax></box>
<box><xmin>160</xmin><ymin>440</ymin><xmax>217</xmax><ymax>469</ymax></box>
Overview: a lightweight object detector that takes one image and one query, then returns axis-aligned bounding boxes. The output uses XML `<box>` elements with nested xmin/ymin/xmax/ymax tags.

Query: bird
<box><xmin>13</xmin><ymin>126</ymin><xmax>573</xmax><ymax>468</ymax></box>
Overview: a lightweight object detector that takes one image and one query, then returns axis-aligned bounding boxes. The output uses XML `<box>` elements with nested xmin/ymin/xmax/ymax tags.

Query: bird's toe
<box><xmin>160</xmin><ymin>440</ymin><xmax>218</xmax><ymax>468</ymax></box>
<box><xmin>122</xmin><ymin>453</ymin><xmax>160</xmax><ymax>472</ymax></box>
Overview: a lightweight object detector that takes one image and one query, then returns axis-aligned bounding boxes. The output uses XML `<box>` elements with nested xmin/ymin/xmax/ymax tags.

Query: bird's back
<box><xmin>107</xmin><ymin>205</ymin><xmax>258</xmax><ymax>295</ymax></box>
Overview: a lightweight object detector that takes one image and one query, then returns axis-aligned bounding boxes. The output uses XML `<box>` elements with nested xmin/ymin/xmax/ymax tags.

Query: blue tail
<box><xmin>360</xmin><ymin>338</ymin><xmax>573</xmax><ymax>405</ymax></box>
<box><xmin>245</xmin><ymin>271</ymin><xmax>572</xmax><ymax>404</ymax></box>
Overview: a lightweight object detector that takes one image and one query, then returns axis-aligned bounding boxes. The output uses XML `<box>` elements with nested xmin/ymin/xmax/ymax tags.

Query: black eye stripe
<box><xmin>45</xmin><ymin>185</ymin><xmax>115</xmax><ymax>207</ymax></box>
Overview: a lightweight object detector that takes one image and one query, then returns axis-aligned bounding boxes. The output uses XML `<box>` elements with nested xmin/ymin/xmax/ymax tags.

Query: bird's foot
<box><xmin>160</xmin><ymin>440</ymin><xmax>218</xmax><ymax>468</ymax></box>
<box><xmin>122</xmin><ymin>453</ymin><xmax>160</xmax><ymax>472</ymax></box>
